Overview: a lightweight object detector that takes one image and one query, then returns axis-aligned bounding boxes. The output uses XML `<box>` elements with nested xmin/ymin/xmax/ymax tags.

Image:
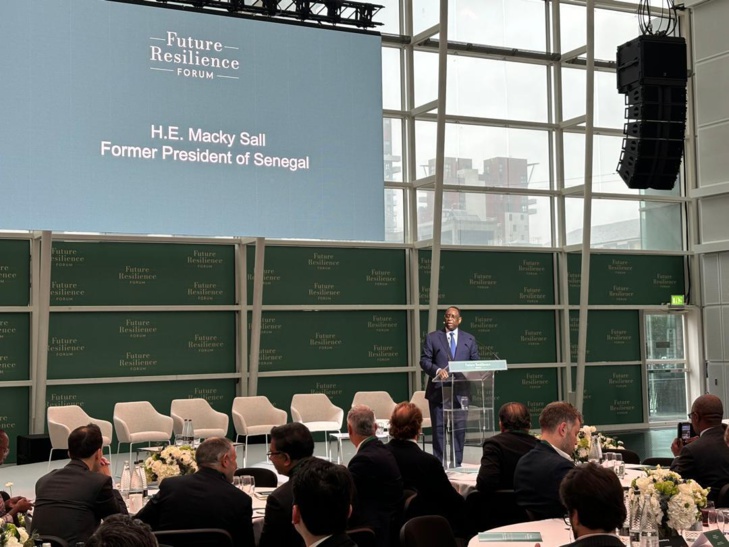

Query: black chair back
<box><xmin>603</xmin><ymin>448</ymin><xmax>641</xmax><ymax>465</ymax></box>
<box><xmin>641</xmin><ymin>457</ymin><xmax>674</xmax><ymax>467</ymax></box>
<box><xmin>153</xmin><ymin>528</ymin><xmax>233</xmax><ymax>547</ymax></box>
<box><xmin>466</xmin><ymin>489</ymin><xmax>528</xmax><ymax>532</ymax></box>
<box><xmin>400</xmin><ymin>515</ymin><xmax>458</xmax><ymax>547</ymax></box>
<box><xmin>234</xmin><ymin>466</ymin><xmax>278</xmax><ymax>487</ymax></box>
<box><xmin>347</xmin><ymin>527</ymin><xmax>377</xmax><ymax>547</ymax></box>
<box><xmin>717</xmin><ymin>484</ymin><xmax>729</xmax><ymax>508</ymax></box>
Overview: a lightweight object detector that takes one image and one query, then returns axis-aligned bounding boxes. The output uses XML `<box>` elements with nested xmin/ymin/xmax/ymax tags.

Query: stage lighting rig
<box><xmin>150</xmin><ymin>0</ymin><xmax>383</xmax><ymax>29</ymax></box>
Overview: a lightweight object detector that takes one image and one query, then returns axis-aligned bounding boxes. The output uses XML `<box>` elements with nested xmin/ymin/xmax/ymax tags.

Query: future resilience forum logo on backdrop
<box><xmin>149</xmin><ymin>30</ymin><xmax>241</xmax><ymax>81</ymax></box>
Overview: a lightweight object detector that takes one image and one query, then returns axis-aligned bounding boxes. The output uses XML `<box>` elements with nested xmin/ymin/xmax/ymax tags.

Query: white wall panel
<box><xmin>704</xmin><ymin>306</ymin><xmax>724</xmax><ymax>360</ymax></box>
<box><xmin>702</xmin><ymin>253</ymin><xmax>720</xmax><ymax>304</ymax></box>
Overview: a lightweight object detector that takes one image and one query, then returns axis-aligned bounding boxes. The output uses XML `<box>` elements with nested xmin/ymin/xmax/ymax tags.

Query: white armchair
<box><xmin>170</xmin><ymin>398</ymin><xmax>229</xmax><ymax>440</ymax></box>
<box><xmin>47</xmin><ymin>405</ymin><xmax>113</xmax><ymax>469</ymax></box>
<box><xmin>351</xmin><ymin>391</ymin><xmax>397</xmax><ymax>421</ymax></box>
<box><xmin>113</xmin><ymin>401</ymin><xmax>173</xmax><ymax>462</ymax></box>
<box><xmin>290</xmin><ymin>393</ymin><xmax>343</xmax><ymax>460</ymax></box>
<box><xmin>232</xmin><ymin>396</ymin><xmax>287</xmax><ymax>466</ymax></box>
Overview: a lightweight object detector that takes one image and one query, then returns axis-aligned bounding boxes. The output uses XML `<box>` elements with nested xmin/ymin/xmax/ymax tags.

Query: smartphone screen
<box><xmin>678</xmin><ymin>422</ymin><xmax>693</xmax><ymax>443</ymax></box>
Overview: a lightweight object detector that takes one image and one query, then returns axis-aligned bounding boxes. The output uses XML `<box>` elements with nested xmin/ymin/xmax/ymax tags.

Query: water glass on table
<box><xmin>613</xmin><ymin>453</ymin><xmax>625</xmax><ymax>479</ymax></box>
<box><xmin>240</xmin><ymin>475</ymin><xmax>255</xmax><ymax>496</ymax></box>
<box><xmin>603</xmin><ymin>452</ymin><xmax>615</xmax><ymax>472</ymax></box>
<box><xmin>701</xmin><ymin>501</ymin><xmax>716</xmax><ymax>527</ymax></box>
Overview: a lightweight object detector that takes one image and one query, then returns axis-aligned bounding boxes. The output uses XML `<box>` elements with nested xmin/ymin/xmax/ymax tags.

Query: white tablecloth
<box><xmin>448</xmin><ymin>463</ymin><xmax>647</xmax><ymax>498</ymax></box>
<box><xmin>467</xmin><ymin>518</ymin><xmax>579</xmax><ymax>547</ymax></box>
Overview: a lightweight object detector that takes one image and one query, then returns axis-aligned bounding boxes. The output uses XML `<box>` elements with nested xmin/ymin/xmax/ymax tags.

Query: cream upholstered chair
<box><xmin>47</xmin><ymin>405</ymin><xmax>113</xmax><ymax>469</ymax></box>
<box><xmin>351</xmin><ymin>391</ymin><xmax>397</xmax><ymax>420</ymax></box>
<box><xmin>290</xmin><ymin>393</ymin><xmax>343</xmax><ymax>461</ymax></box>
<box><xmin>170</xmin><ymin>398</ymin><xmax>229</xmax><ymax>441</ymax></box>
<box><xmin>410</xmin><ymin>391</ymin><xmax>432</xmax><ymax>450</ymax></box>
<box><xmin>231</xmin><ymin>396</ymin><xmax>287</xmax><ymax>467</ymax></box>
<box><xmin>113</xmin><ymin>401</ymin><xmax>174</xmax><ymax>462</ymax></box>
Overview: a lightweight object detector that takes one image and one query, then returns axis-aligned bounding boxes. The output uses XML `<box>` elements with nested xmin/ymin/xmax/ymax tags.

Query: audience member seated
<box><xmin>33</xmin><ymin>424</ymin><xmax>128</xmax><ymax>545</ymax></box>
<box><xmin>476</xmin><ymin>402</ymin><xmax>538</xmax><ymax>494</ymax></box>
<box><xmin>136</xmin><ymin>437</ymin><xmax>254</xmax><ymax>547</ymax></box>
<box><xmin>514</xmin><ymin>401</ymin><xmax>581</xmax><ymax>520</ymax></box>
<box><xmin>292</xmin><ymin>458</ymin><xmax>356</xmax><ymax>547</ymax></box>
<box><xmin>347</xmin><ymin>405</ymin><xmax>403</xmax><ymax>547</ymax></box>
<box><xmin>85</xmin><ymin>514</ymin><xmax>159</xmax><ymax>547</ymax></box>
<box><xmin>559</xmin><ymin>463</ymin><xmax>626</xmax><ymax>547</ymax></box>
<box><xmin>672</xmin><ymin>394</ymin><xmax>729</xmax><ymax>503</ymax></box>
<box><xmin>385</xmin><ymin>402</ymin><xmax>469</xmax><ymax>537</ymax></box>
<box><xmin>0</xmin><ymin>429</ymin><xmax>33</xmax><ymax>525</ymax></box>
<box><xmin>259</xmin><ymin>423</ymin><xmax>315</xmax><ymax>547</ymax></box>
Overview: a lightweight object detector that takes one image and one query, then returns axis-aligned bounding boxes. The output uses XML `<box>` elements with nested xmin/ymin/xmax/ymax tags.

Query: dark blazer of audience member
<box><xmin>85</xmin><ymin>514</ymin><xmax>159</xmax><ymax>547</ymax></box>
<box><xmin>136</xmin><ymin>437</ymin><xmax>254</xmax><ymax>547</ymax></box>
<box><xmin>477</xmin><ymin>402</ymin><xmax>538</xmax><ymax>494</ymax></box>
<box><xmin>513</xmin><ymin>401</ymin><xmax>582</xmax><ymax>520</ymax></box>
<box><xmin>347</xmin><ymin>404</ymin><xmax>403</xmax><ymax>547</ymax></box>
<box><xmin>0</xmin><ymin>430</ymin><xmax>33</xmax><ymax>525</ymax></box>
<box><xmin>559</xmin><ymin>463</ymin><xmax>626</xmax><ymax>547</ymax></box>
<box><xmin>385</xmin><ymin>402</ymin><xmax>468</xmax><ymax>537</ymax></box>
<box><xmin>672</xmin><ymin>394</ymin><xmax>729</xmax><ymax>502</ymax></box>
<box><xmin>259</xmin><ymin>423</ymin><xmax>315</xmax><ymax>547</ymax></box>
<box><xmin>292</xmin><ymin>458</ymin><xmax>357</xmax><ymax>547</ymax></box>
<box><xmin>33</xmin><ymin>424</ymin><xmax>128</xmax><ymax>545</ymax></box>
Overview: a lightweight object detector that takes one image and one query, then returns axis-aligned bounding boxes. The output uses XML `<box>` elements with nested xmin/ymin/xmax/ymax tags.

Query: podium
<box><xmin>436</xmin><ymin>359</ymin><xmax>507</xmax><ymax>469</ymax></box>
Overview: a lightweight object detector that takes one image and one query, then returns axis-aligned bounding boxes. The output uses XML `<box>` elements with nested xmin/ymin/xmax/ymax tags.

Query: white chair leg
<box><xmin>243</xmin><ymin>436</ymin><xmax>248</xmax><ymax>468</ymax></box>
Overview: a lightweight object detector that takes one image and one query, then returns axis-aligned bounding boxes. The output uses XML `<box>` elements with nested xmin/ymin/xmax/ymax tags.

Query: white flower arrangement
<box><xmin>1</xmin><ymin>523</ymin><xmax>35</xmax><ymax>547</ymax></box>
<box><xmin>144</xmin><ymin>445</ymin><xmax>197</xmax><ymax>483</ymax></box>
<box><xmin>630</xmin><ymin>466</ymin><xmax>708</xmax><ymax>533</ymax></box>
<box><xmin>573</xmin><ymin>425</ymin><xmax>624</xmax><ymax>462</ymax></box>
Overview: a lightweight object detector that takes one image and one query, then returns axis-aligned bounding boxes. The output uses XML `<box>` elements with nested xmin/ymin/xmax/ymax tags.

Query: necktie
<box><xmin>449</xmin><ymin>332</ymin><xmax>456</xmax><ymax>359</ymax></box>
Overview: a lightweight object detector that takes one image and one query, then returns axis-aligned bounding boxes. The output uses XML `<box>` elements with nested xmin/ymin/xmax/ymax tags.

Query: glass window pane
<box><xmin>385</xmin><ymin>188</ymin><xmax>405</xmax><ymax>242</ymax></box>
<box><xmin>417</xmin><ymin>190</ymin><xmax>553</xmax><ymax>246</ymax></box>
<box><xmin>565</xmin><ymin>198</ymin><xmax>683</xmax><ymax>250</ymax></box>
<box><xmin>415</xmin><ymin>121</ymin><xmax>551</xmax><ymax>190</ymax></box>
<box><xmin>646</xmin><ymin>314</ymin><xmax>685</xmax><ymax>360</ymax></box>
<box><xmin>382</xmin><ymin>47</ymin><xmax>402</xmax><ymax>111</ymax></box>
<box><xmin>562</xmin><ymin>69</ymin><xmax>625</xmax><ymax>129</ymax></box>
<box><xmin>648</xmin><ymin>365</ymin><xmax>687</xmax><ymax>422</ymax></box>
<box><xmin>413</xmin><ymin>0</ymin><xmax>547</xmax><ymax>51</ymax></box>
<box><xmin>377</xmin><ymin>0</ymin><xmax>400</xmax><ymax>35</ymax></box>
<box><xmin>384</xmin><ymin>118</ymin><xmax>403</xmax><ymax>182</ymax></box>
<box><xmin>560</xmin><ymin>5</ymin><xmax>644</xmax><ymax>61</ymax></box>
<box><xmin>414</xmin><ymin>53</ymin><xmax>549</xmax><ymax>122</ymax></box>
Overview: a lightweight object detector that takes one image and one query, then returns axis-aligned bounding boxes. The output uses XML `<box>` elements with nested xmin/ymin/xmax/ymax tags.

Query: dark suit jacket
<box><xmin>32</xmin><ymin>459</ymin><xmax>128</xmax><ymax>545</ymax></box>
<box><xmin>561</xmin><ymin>534</ymin><xmax>626</xmax><ymax>547</ymax></box>
<box><xmin>385</xmin><ymin>439</ymin><xmax>467</xmax><ymax>535</ymax></box>
<box><xmin>420</xmin><ymin>328</ymin><xmax>480</xmax><ymax>405</ymax></box>
<box><xmin>477</xmin><ymin>430</ymin><xmax>539</xmax><ymax>493</ymax></box>
<box><xmin>319</xmin><ymin>533</ymin><xmax>358</xmax><ymax>547</ymax></box>
<box><xmin>136</xmin><ymin>466</ymin><xmax>254</xmax><ymax>547</ymax></box>
<box><xmin>670</xmin><ymin>425</ymin><xmax>729</xmax><ymax>502</ymax></box>
<box><xmin>259</xmin><ymin>463</ymin><xmax>305</xmax><ymax>547</ymax></box>
<box><xmin>348</xmin><ymin>437</ymin><xmax>403</xmax><ymax>547</ymax></box>
<box><xmin>514</xmin><ymin>441</ymin><xmax>574</xmax><ymax>520</ymax></box>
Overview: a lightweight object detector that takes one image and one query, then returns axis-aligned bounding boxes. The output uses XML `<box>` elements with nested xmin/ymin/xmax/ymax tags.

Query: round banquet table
<box><xmin>466</xmin><ymin>518</ymin><xmax>582</xmax><ymax>547</ymax></box>
<box><xmin>448</xmin><ymin>463</ymin><xmax>647</xmax><ymax>497</ymax></box>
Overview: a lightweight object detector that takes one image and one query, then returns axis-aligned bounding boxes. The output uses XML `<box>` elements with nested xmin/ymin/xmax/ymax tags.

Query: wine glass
<box><xmin>240</xmin><ymin>475</ymin><xmax>255</xmax><ymax>495</ymax></box>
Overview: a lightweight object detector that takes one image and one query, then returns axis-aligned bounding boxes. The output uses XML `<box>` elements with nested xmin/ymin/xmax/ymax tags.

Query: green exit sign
<box><xmin>671</xmin><ymin>294</ymin><xmax>685</xmax><ymax>305</ymax></box>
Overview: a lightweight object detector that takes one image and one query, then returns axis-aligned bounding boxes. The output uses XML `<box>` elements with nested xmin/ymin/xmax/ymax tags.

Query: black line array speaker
<box><xmin>616</xmin><ymin>35</ymin><xmax>687</xmax><ymax>190</ymax></box>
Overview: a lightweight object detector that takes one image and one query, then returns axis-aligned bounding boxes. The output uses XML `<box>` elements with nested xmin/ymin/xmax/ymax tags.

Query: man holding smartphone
<box><xmin>670</xmin><ymin>394</ymin><xmax>729</xmax><ymax>503</ymax></box>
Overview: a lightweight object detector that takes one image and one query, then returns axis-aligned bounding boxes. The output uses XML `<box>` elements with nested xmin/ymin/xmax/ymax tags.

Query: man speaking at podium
<box><xmin>420</xmin><ymin>306</ymin><xmax>480</xmax><ymax>466</ymax></box>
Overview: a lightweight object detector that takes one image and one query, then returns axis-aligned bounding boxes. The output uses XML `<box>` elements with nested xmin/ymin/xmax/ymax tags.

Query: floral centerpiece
<box><xmin>630</xmin><ymin>466</ymin><xmax>708</xmax><ymax>537</ymax></box>
<box><xmin>1</xmin><ymin>523</ymin><xmax>35</xmax><ymax>547</ymax></box>
<box><xmin>573</xmin><ymin>425</ymin><xmax>624</xmax><ymax>462</ymax></box>
<box><xmin>144</xmin><ymin>445</ymin><xmax>197</xmax><ymax>483</ymax></box>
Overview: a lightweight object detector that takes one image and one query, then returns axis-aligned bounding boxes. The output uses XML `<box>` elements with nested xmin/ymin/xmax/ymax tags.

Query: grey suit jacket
<box><xmin>32</xmin><ymin>459</ymin><xmax>128</xmax><ymax>545</ymax></box>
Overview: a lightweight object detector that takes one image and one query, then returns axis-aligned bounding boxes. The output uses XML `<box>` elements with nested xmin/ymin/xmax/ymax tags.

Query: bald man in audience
<box><xmin>672</xmin><ymin>394</ymin><xmax>729</xmax><ymax>502</ymax></box>
<box><xmin>477</xmin><ymin>402</ymin><xmax>538</xmax><ymax>494</ymax></box>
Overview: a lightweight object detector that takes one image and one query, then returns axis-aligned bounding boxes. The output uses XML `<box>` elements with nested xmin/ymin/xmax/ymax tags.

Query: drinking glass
<box><xmin>708</xmin><ymin>508</ymin><xmax>718</xmax><ymax>530</ymax></box>
<box><xmin>241</xmin><ymin>475</ymin><xmax>255</xmax><ymax>495</ymax></box>
<box><xmin>702</xmin><ymin>501</ymin><xmax>716</xmax><ymax>527</ymax></box>
<box><xmin>721</xmin><ymin>510</ymin><xmax>729</xmax><ymax>534</ymax></box>
<box><xmin>614</xmin><ymin>453</ymin><xmax>625</xmax><ymax>479</ymax></box>
<box><xmin>233</xmin><ymin>476</ymin><xmax>243</xmax><ymax>489</ymax></box>
<box><xmin>603</xmin><ymin>452</ymin><xmax>615</xmax><ymax>472</ymax></box>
